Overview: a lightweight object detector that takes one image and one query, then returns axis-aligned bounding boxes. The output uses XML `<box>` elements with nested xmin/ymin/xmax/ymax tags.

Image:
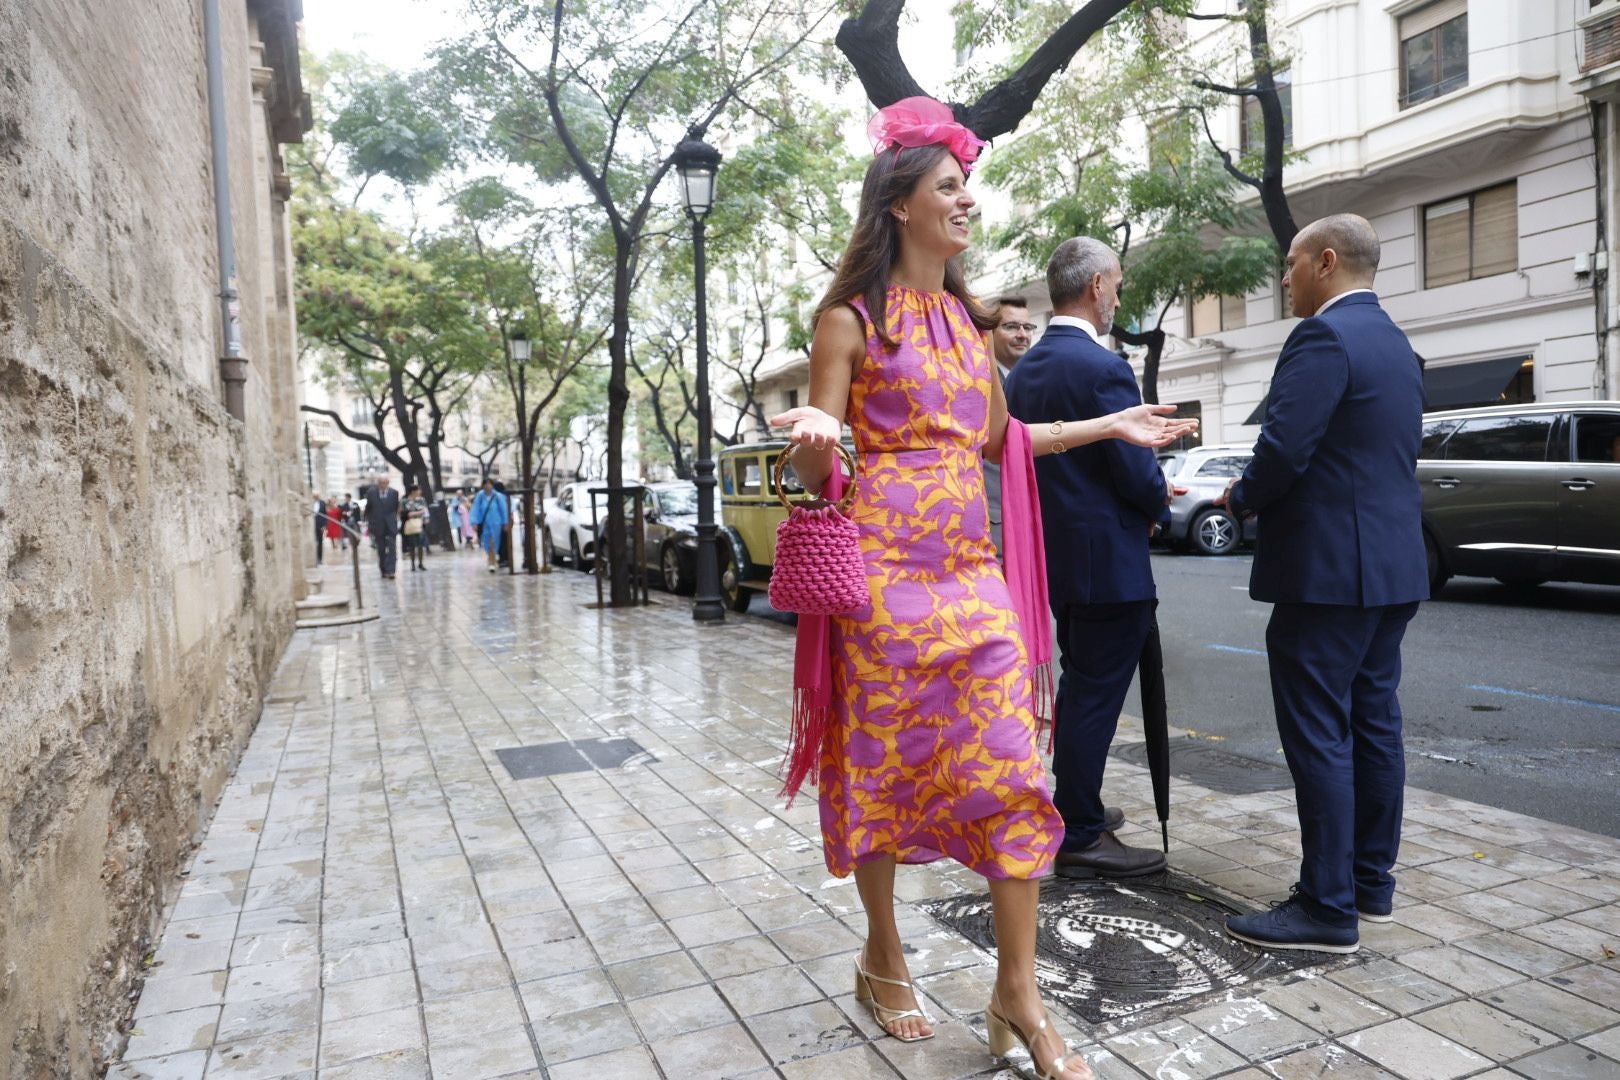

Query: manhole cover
<box><xmin>921</xmin><ymin>873</ymin><xmax>1335</xmax><ymax>1025</ymax></box>
<box><xmin>1111</xmin><ymin>740</ymin><xmax>1293</xmax><ymax>795</ymax></box>
<box><xmin>496</xmin><ymin>737</ymin><xmax>654</xmax><ymax>779</ymax></box>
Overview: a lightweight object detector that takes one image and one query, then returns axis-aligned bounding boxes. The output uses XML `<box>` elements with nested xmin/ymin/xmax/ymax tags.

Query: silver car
<box><xmin>1419</xmin><ymin>401</ymin><xmax>1620</xmax><ymax>592</ymax></box>
<box><xmin>1158</xmin><ymin>446</ymin><xmax>1259</xmax><ymax>556</ymax></box>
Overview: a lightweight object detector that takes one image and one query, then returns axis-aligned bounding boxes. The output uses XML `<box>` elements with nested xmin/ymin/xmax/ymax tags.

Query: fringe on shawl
<box><xmin>780</xmin><ymin>689</ymin><xmax>830</xmax><ymax>806</ymax></box>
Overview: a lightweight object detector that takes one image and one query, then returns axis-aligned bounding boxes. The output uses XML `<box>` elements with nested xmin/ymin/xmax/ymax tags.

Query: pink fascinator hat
<box><xmin>867</xmin><ymin>96</ymin><xmax>986</xmax><ymax>175</ymax></box>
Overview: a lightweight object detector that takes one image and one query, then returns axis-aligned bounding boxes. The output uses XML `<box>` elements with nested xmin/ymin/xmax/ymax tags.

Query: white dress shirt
<box><xmin>1313</xmin><ymin>288</ymin><xmax>1374</xmax><ymax>316</ymax></box>
<box><xmin>1047</xmin><ymin>314</ymin><xmax>1105</xmax><ymax>345</ymax></box>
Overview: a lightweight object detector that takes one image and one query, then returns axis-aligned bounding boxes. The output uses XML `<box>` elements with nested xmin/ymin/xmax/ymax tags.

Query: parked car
<box><xmin>591</xmin><ymin>481</ymin><xmax>701</xmax><ymax>594</ymax></box>
<box><xmin>1158</xmin><ymin>445</ymin><xmax>1258</xmax><ymax>556</ymax></box>
<box><xmin>1419</xmin><ymin>401</ymin><xmax>1620</xmax><ymax>593</ymax></box>
<box><xmin>717</xmin><ymin>438</ymin><xmax>844</xmax><ymax>612</ymax></box>
<box><xmin>542</xmin><ymin>480</ymin><xmax>605</xmax><ymax>570</ymax></box>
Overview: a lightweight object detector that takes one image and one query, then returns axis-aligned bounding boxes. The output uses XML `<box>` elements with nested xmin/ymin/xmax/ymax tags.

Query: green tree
<box><xmin>293</xmin><ymin>52</ymin><xmax>492</xmax><ymax>501</ymax></box>
<box><xmin>441</xmin><ymin>179</ymin><xmax>609</xmax><ymax>571</ymax></box>
<box><xmin>435</xmin><ymin>0</ymin><xmax>841</xmax><ymax>605</ymax></box>
<box><xmin>981</xmin><ymin>44</ymin><xmax>1276</xmax><ymax>404</ymax></box>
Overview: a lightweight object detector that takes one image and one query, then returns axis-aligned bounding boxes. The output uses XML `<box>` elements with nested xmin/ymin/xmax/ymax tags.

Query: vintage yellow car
<box><xmin>716</xmin><ymin>439</ymin><xmax>800</xmax><ymax>612</ymax></box>
<box><xmin>717</xmin><ymin>438</ymin><xmax>857</xmax><ymax>613</ymax></box>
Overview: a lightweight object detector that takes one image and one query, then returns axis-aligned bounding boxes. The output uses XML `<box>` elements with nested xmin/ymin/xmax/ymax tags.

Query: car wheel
<box><xmin>1425</xmin><ymin>531</ymin><xmax>1450</xmax><ymax>596</ymax></box>
<box><xmin>719</xmin><ymin>545</ymin><xmax>750</xmax><ymax>613</ymax></box>
<box><xmin>1189</xmin><ymin>508</ymin><xmax>1239</xmax><ymax>556</ymax></box>
<box><xmin>661</xmin><ymin>544</ymin><xmax>690</xmax><ymax>595</ymax></box>
<box><xmin>570</xmin><ymin>533</ymin><xmax>586</xmax><ymax>571</ymax></box>
<box><xmin>542</xmin><ymin>530</ymin><xmax>556</xmax><ymax>566</ymax></box>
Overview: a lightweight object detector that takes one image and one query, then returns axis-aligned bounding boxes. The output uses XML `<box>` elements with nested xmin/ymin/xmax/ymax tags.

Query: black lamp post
<box><xmin>509</xmin><ymin>328</ymin><xmax>541</xmax><ymax>573</ymax></box>
<box><xmin>674</xmin><ymin>134</ymin><xmax>725</xmax><ymax>623</ymax></box>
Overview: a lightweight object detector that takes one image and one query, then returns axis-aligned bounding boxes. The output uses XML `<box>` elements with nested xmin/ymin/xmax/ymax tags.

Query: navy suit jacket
<box><xmin>1005</xmin><ymin>326</ymin><xmax>1166</xmax><ymax>606</ymax></box>
<box><xmin>1231</xmin><ymin>292</ymin><xmax>1428</xmax><ymax>607</ymax></box>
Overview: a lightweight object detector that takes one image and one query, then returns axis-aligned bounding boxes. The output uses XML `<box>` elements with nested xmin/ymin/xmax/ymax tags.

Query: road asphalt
<box><xmin>1135</xmin><ymin>551</ymin><xmax>1620</xmax><ymax>839</ymax></box>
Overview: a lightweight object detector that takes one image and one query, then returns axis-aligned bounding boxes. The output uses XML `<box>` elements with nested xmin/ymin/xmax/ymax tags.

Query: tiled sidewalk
<box><xmin>112</xmin><ymin>556</ymin><xmax>1620</xmax><ymax>1079</ymax></box>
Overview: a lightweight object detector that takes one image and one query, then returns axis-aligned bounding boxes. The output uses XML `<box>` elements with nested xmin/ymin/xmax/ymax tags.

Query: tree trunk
<box><xmin>1247</xmin><ymin>10</ymin><xmax>1298</xmax><ymax>253</ymax></box>
<box><xmin>388</xmin><ymin>367</ymin><xmax>435</xmax><ymax>501</ymax></box>
<box><xmin>1113</xmin><ymin>326</ymin><xmax>1167</xmax><ymax>405</ymax></box>
<box><xmin>605</xmin><ymin>242</ymin><xmax>633</xmax><ymax>606</ymax></box>
<box><xmin>520</xmin><ymin>435</ymin><xmax>538</xmax><ymax>573</ymax></box>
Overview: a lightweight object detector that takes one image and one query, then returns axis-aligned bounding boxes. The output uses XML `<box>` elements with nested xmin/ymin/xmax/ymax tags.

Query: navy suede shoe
<box><xmin>1225</xmin><ymin>891</ymin><xmax>1360</xmax><ymax>954</ymax></box>
<box><xmin>1357</xmin><ymin>899</ymin><xmax>1394</xmax><ymax>923</ymax></box>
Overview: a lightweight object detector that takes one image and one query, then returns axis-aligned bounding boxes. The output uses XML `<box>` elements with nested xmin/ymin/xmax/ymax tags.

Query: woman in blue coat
<box><xmin>470</xmin><ymin>478</ymin><xmax>510</xmax><ymax>574</ymax></box>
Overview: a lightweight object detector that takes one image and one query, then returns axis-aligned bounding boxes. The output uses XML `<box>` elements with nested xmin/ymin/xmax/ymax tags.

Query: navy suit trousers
<box><xmin>1053</xmin><ymin>599</ymin><xmax>1155</xmax><ymax>850</ymax></box>
<box><xmin>1266</xmin><ymin>601</ymin><xmax>1420</xmax><ymax>927</ymax></box>
<box><xmin>374</xmin><ymin>525</ymin><xmax>398</xmax><ymax>576</ymax></box>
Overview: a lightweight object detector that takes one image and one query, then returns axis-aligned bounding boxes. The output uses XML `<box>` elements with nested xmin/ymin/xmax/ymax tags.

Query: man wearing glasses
<box><xmin>986</xmin><ymin>296</ymin><xmax>1038</xmax><ymax>553</ymax></box>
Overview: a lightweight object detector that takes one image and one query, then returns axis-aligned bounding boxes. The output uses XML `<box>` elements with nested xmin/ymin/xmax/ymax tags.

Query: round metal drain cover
<box><xmin>922</xmin><ymin>873</ymin><xmax>1333</xmax><ymax>1025</ymax></box>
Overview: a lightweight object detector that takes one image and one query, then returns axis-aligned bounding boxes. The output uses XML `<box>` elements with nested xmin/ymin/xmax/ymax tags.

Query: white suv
<box><xmin>543</xmin><ymin>480</ymin><xmax>605</xmax><ymax>570</ymax></box>
<box><xmin>1158</xmin><ymin>446</ymin><xmax>1257</xmax><ymax>556</ymax></box>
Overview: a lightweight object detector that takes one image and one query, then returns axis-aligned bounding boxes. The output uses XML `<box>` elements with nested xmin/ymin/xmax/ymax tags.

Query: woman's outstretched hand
<box><xmin>1111</xmin><ymin>403</ymin><xmax>1199</xmax><ymax>448</ymax></box>
<box><xmin>769</xmin><ymin>406</ymin><xmax>842</xmax><ymax>449</ymax></box>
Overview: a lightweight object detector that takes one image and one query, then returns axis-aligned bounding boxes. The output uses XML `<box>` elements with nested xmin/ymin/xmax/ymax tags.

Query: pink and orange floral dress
<box><xmin>818</xmin><ymin>284</ymin><xmax>1063</xmax><ymax>880</ymax></box>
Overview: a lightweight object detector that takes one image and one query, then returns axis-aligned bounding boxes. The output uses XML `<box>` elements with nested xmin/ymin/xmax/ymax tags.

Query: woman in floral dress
<box><xmin>770</xmin><ymin>99</ymin><xmax>1194</xmax><ymax>1080</ymax></box>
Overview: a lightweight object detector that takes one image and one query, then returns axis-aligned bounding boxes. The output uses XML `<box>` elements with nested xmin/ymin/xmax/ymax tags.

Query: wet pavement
<box><xmin>111</xmin><ymin>553</ymin><xmax>1620</xmax><ymax>1079</ymax></box>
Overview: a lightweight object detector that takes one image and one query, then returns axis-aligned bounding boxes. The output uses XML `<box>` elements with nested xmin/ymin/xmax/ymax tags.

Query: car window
<box><xmin>1443</xmin><ymin>415</ymin><xmax>1553</xmax><ymax>462</ymax></box>
<box><xmin>558</xmin><ymin>488</ymin><xmax>573</xmax><ymax>512</ymax></box>
<box><xmin>1193</xmin><ymin>456</ymin><xmax>1247</xmax><ymax>478</ymax></box>
<box><xmin>774</xmin><ymin>458</ymin><xmax>805</xmax><ymax>497</ymax></box>
<box><xmin>1573</xmin><ymin>414</ymin><xmax>1620</xmax><ymax>464</ymax></box>
<box><xmin>734</xmin><ymin>459</ymin><xmax>762</xmax><ymax>496</ymax></box>
<box><xmin>1158</xmin><ymin>453</ymin><xmax>1187</xmax><ymax>477</ymax></box>
<box><xmin>1420</xmin><ymin>418</ymin><xmax>1462</xmax><ymax>459</ymax></box>
<box><xmin>657</xmin><ymin>487</ymin><xmax>699</xmax><ymax>515</ymax></box>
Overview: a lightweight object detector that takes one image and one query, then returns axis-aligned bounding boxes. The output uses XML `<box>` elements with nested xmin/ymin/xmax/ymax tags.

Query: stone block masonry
<box><xmin>0</xmin><ymin>0</ymin><xmax>309</xmax><ymax>1075</ymax></box>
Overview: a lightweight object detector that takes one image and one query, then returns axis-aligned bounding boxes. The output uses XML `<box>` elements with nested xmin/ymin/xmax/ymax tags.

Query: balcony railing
<box><xmin>1582</xmin><ymin>5</ymin><xmax>1620</xmax><ymax>75</ymax></box>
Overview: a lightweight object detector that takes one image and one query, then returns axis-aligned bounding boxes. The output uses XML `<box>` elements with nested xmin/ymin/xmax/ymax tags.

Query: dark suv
<box><xmin>1419</xmin><ymin>402</ymin><xmax>1620</xmax><ymax>593</ymax></box>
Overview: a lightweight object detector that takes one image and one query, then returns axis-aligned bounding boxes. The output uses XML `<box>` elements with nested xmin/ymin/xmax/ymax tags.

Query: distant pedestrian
<box><xmin>402</xmin><ymin>485</ymin><xmax>429</xmax><ymax>572</ymax></box>
<box><xmin>456</xmin><ymin>494</ymin><xmax>476</xmax><ymax>547</ymax></box>
<box><xmin>325</xmin><ymin>495</ymin><xmax>344</xmax><ymax>552</ymax></box>
<box><xmin>343</xmin><ymin>492</ymin><xmax>361</xmax><ymax>539</ymax></box>
<box><xmin>470</xmin><ymin>478</ymin><xmax>509</xmax><ymax>573</ymax></box>
<box><xmin>365</xmin><ymin>474</ymin><xmax>402</xmax><ymax>580</ymax></box>
<box><xmin>312</xmin><ymin>494</ymin><xmax>327</xmax><ymax>565</ymax></box>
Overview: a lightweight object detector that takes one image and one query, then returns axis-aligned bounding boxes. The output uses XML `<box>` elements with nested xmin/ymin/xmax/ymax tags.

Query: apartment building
<box><xmin>987</xmin><ymin>0</ymin><xmax>1608</xmax><ymax>445</ymax></box>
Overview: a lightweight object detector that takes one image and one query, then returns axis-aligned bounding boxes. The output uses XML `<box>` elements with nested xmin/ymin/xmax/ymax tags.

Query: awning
<box><xmin>1423</xmin><ymin>356</ymin><xmax>1528</xmax><ymax>410</ymax></box>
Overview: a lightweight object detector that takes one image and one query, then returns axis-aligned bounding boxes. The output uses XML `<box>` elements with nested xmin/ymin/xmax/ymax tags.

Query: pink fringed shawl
<box><xmin>780</xmin><ymin>419</ymin><xmax>1055</xmax><ymax>802</ymax></box>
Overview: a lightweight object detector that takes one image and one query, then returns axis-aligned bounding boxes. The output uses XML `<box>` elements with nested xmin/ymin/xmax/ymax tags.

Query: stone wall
<box><xmin>0</xmin><ymin>0</ymin><xmax>308</xmax><ymax>1074</ymax></box>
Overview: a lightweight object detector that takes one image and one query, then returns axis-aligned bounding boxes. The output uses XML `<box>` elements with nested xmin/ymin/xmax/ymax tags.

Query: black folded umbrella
<box><xmin>1137</xmin><ymin>600</ymin><xmax>1171</xmax><ymax>853</ymax></box>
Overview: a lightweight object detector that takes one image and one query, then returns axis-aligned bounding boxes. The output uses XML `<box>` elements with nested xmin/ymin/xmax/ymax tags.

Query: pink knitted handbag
<box><xmin>767</xmin><ymin>445</ymin><xmax>869</xmax><ymax>616</ymax></box>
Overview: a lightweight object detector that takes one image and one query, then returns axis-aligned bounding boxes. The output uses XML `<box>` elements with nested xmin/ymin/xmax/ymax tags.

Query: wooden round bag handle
<box><xmin>774</xmin><ymin>444</ymin><xmax>858</xmax><ymax>514</ymax></box>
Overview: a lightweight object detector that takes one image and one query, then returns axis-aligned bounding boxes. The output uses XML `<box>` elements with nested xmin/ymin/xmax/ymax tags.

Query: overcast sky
<box><xmin>302</xmin><ymin>0</ymin><xmax>466</xmax><ymax>74</ymax></box>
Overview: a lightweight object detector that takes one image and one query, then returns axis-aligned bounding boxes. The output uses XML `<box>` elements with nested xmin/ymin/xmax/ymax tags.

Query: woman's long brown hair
<box><xmin>814</xmin><ymin>144</ymin><xmax>995</xmax><ymax>347</ymax></box>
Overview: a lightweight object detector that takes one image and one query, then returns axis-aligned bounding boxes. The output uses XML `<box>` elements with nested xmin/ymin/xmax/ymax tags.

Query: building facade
<box><xmin>984</xmin><ymin>0</ymin><xmax>1610</xmax><ymax>445</ymax></box>
<box><xmin>0</xmin><ymin>1</ymin><xmax>309</xmax><ymax>1073</ymax></box>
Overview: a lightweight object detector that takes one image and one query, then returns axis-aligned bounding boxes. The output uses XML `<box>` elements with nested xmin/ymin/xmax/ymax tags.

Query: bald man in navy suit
<box><xmin>1219</xmin><ymin>215</ymin><xmax>1428</xmax><ymax>954</ymax></box>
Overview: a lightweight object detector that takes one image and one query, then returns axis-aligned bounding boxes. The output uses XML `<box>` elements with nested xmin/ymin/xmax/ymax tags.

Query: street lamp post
<box><xmin>674</xmin><ymin>134</ymin><xmax>725</xmax><ymax>623</ymax></box>
<box><xmin>509</xmin><ymin>328</ymin><xmax>542</xmax><ymax>574</ymax></box>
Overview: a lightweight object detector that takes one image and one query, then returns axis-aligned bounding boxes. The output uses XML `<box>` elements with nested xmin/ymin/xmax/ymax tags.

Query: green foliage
<box><xmin>329</xmin><ymin>70</ymin><xmax>458</xmax><ymax>189</ymax></box>
<box><xmin>972</xmin><ymin>11</ymin><xmax>1278</xmax><ymax>336</ymax></box>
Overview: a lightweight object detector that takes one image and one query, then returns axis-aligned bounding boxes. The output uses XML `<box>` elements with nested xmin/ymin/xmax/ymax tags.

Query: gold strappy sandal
<box><xmin>986</xmin><ymin>992</ymin><xmax>1093</xmax><ymax>1079</ymax></box>
<box><xmin>853</xmin><ymin>953</ymin><xmax>934</xmax><ymax>1043</ymax></box>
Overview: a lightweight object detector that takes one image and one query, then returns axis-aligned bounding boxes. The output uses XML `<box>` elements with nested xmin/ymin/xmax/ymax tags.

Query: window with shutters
<box><xmin>1240</xmin><ymin>71</ymin><xmax>1292</xmax><ymax>156</ymax></box>
<box><xmin>1424</xmin><ymin>182</ymin><xmax>1516</xmax><ymax>288</ymax></box>
<box><xmin>1400</xmin><ymin>0</ymin><xmax>1468</xmax><ymax>108</ymax></box>
<box><xmin>1189</xmin><ymin>292</ymin><xmax>1248</xmax><ymax>335</ymax></box>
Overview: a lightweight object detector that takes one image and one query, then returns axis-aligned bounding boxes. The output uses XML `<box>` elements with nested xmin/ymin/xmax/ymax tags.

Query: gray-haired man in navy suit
<box><xmin>1218</xmin><ymin>215</ymin><xmax>1428</xmax><ymax>954</ymax></box>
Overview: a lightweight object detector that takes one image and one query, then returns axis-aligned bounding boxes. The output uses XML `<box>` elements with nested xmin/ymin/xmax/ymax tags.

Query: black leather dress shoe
<box><xmin>1102</xmin><ymin>806</ymin><xmax>1125</xmax><ymax>832</ymax></box>
<box><xmin>1054</xmin><ymin>830</ymin><xmax>1167</xmax><ymax>879</ymax></box>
